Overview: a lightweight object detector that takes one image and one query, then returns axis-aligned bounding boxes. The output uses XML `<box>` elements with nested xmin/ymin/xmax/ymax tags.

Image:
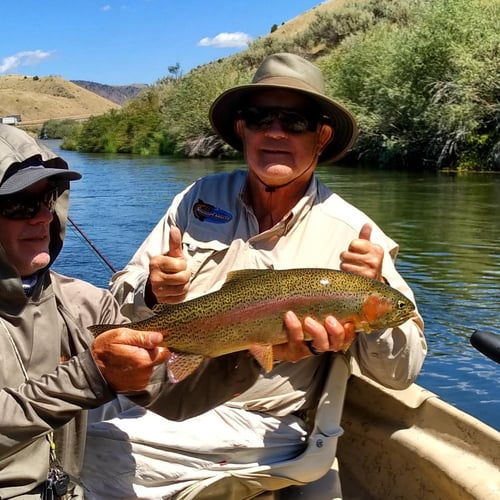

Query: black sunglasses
<box><xmin>238</xmin><ymin>107</ymin><xmax>324</xmax><ymax>134</ymax></box>
<box><xmin>0</xmin><ymin>187</ymin><xmax>60</xmax><ymax>220</ymax></box>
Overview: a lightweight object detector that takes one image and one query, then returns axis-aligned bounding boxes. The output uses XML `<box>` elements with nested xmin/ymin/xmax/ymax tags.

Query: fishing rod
<box><xmin>67</xmin><ymin>215</ymin><xmax>117</xmax><ymax>274</ymax></box>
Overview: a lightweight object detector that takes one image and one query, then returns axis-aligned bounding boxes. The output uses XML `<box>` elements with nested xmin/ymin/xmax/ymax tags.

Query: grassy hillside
<box><xmin>0</xmin><ymin>75</ymin><xmax>119</xmax><ymax>134</ymax></box>
<box><xmin>269</xmin><ymin>0</ymin><xmax>353</xmax><ymax>38</ymax></box>
<box><xmin>35</xmin><ymin>0</ymin><xmax>500</xmax><ymax>170</ymax></box>
<box><xmin>71</xmin><ymin>80</ymin><xmax>147</xmax><ymax>105</ymax></box>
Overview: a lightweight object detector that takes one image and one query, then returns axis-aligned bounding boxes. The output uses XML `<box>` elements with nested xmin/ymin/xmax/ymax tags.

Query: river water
<box><xmin>47</xmin><ymin>141</ymin><xmax>500</xmax><ymax>431</ymax></box>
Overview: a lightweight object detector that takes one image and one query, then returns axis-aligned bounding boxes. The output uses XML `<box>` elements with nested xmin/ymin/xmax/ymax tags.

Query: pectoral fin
<box><xmin>248</xmin><ymin>344</ymin><xmax>275</xmax><ymax>372</ymax></box>
<box><xmin>167</xmin><ymin>353</ymin><xmax>206</xmax><ymax>383</ymax></box>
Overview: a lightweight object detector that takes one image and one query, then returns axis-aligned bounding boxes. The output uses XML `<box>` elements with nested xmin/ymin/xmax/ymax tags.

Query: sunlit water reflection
<box><xmin>49</xmin><ymin>142</ymin><xmax>500</xmax><ymax>431</ymax></box>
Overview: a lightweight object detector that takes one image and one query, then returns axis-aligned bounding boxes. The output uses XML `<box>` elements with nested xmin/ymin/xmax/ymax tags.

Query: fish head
<box><xmin>358</xmin><ymin>288</ymin><xmax>416</xmax><ymax>332</ymax></box>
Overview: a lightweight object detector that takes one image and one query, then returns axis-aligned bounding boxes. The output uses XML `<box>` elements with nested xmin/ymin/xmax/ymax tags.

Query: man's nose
<box><xmin>30</xmin><ymin>203</ymin><xmax>54</xmax><ymax>223</ymax></box>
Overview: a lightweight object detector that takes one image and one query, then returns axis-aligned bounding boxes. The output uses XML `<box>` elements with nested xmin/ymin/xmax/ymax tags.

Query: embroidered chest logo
<box><xmin>193</xmin><ymin>199</ymin><xmax>233</xmax><ymax>224</ymax></box>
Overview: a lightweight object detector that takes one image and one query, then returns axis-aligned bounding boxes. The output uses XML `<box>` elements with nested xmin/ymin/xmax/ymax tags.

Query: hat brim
<box><xmin>209</xmin><ymin>83</ymin><xmax>358</xmax><ymax>163</ymax></box>
<box><xmin>0</xmin><ymin>166</ymin><xmax>82</xmax><ymax>196</ymax></box>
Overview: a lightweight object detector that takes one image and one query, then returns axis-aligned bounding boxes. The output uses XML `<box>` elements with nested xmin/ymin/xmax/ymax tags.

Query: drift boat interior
<box><xmin>279</xmin><ymin>329</ymin><xmax>500</xmax><ymax>500</ymax></box>
<box><xmin>191</xmin><ymin>330</ymin><xmax>499</xmax><ymax>500</ymax></box>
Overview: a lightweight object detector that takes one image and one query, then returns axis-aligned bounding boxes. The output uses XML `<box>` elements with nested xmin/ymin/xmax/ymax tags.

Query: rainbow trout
<box><xmin>89</xmin><ymin>268</ymin><xmax>415</xmax><ymax>382</ymax></box>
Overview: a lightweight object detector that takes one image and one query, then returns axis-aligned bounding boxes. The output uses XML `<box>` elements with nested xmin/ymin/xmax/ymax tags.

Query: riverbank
<box><xmin>59</xmin><ymin>0</ymin><xmax>499</xmax><ymax>171</ymax></box>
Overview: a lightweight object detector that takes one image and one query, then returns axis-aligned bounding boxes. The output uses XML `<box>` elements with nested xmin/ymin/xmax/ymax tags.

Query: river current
<box><xmin>47</xmin><ymin>141</ymin><xmax>500</xmax><ymax>431</ymax></box>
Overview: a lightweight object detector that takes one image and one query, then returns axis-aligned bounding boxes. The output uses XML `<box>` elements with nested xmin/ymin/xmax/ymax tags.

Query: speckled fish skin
<box><xmin>89</xmin><ymin>268</ymin><xmax>415</xmax><ymax>377</ymax></box>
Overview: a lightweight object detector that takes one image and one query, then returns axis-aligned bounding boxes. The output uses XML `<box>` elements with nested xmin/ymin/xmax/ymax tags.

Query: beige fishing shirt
<box><xmin>110</xmin><ymin>169</ymin><xmax>426</xmax><ymax>417</ymax></box>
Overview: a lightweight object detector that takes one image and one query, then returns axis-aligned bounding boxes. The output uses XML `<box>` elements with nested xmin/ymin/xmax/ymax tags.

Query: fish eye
<box><xmin>397</xmin><ymin>300</ymin><xmax>406</xmax><ymax>309</ymax></box>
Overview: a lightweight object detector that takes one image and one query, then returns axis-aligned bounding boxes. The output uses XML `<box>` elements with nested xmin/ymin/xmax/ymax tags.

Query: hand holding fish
<box><xmin>272</xmin><ymin>311</ymin><xmax>356</xmax><ymax>360</ymax></box>
<box><xmin>147</xmin><ymin>226</ymin><xmax>191</xmax><ymax>305</ymax></box>
<box><xmin>340</xmin><ymin>223</ymin><xmax>385</xmax><ymax>282</ymax></box>
<box><xmin>91</xmin><ymin>328</ymin><xmax>169</xmax><ymax>392</ymax></box>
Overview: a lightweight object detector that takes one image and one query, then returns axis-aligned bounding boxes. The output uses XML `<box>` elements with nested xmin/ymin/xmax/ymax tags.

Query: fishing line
<box><xmin>67</xmin><ymin>216</ymin><xmax>117</xmax><ymax>273</ymax></box>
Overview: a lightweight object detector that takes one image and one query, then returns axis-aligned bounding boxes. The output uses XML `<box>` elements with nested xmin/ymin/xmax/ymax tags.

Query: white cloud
<box><xmin>0</xmin><ymin>50</ymin><xmax>54</xmax><ymax>74</ymax></box>
<box><xmin>197</xmin><ymin>32</ymin><xmax>252</xmax><ymax>48</ymax></box>
<box><xmin>102</xmin><ymin>4</ymin><xmax>111</xmax><ymax>11</ymax></box>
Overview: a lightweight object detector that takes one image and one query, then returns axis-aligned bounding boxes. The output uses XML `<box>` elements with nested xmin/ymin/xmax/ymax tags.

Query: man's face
<box><xmin>236</xmin><ymin>89</ymin><xmax>333</xmax><ymax>189</ymax></box>
<box><xmin>0</xmin><ymin>179</ymin><xmax>55</xmax><ymax>277</ymax></box>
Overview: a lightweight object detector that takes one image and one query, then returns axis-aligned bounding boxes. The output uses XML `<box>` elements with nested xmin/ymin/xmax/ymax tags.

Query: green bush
<box><xmin>67</xmin><ymin>0</ymin><xmax>499</xmax><ymax>170</ymax></box>
<box><xmin>322</xmin><ymin>0</ymin><xmax>499</xmax><ymax>168</ymax></box>
<box><xmin>40</xmin><ymin>119</ymin><xmax>81</xmax><ymax>140</ymax></box>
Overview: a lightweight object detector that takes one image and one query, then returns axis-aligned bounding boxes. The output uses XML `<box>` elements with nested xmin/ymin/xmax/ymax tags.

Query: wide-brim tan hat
<box><xmin>209</xmin><ymin>53</ymin><xmax>358</xmax><ymax>163</ymax></box>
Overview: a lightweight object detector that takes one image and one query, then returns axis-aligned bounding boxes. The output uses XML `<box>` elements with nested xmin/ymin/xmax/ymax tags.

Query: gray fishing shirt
<box><xmin>0</xmin><ymin>126</ymin><xmax>260</xmax><ymax>498</ymax></box>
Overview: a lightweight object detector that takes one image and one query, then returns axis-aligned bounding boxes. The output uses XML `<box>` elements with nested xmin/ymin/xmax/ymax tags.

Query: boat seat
<box><xmin>175</xmin><ymin>354</ymin><xmax>351</xmax><ymax>500</ymax></box>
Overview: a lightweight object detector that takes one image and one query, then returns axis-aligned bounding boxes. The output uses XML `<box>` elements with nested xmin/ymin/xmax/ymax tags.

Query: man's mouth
<box><xmin>22</xmin><ymin>233</ymin><xmax>49</xmax><ymax>243</ymax></box>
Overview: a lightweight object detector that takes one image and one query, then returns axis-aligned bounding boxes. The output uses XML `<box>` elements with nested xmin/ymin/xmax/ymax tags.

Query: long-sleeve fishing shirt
<box><xmin>0</xmin><ymin>128</ymin><xmax>261</xmax><ymax>499</ymax></box>
<box><xmin>110</xmin><ymin>169</ymin><xmax>427</xmax><ymax>417</ymax></box>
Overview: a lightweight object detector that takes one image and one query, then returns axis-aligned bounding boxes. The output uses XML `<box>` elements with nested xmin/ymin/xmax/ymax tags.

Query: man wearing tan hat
<box><xmin>83</xmin><ymin>53</ymin><xmax>426</xmax><ymax>498</ymax></box>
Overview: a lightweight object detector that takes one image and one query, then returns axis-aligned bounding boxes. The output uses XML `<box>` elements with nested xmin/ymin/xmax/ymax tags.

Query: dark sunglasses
<box><xmin>0</xmin><ymin>187</ymin><xmax>60</xmax><ymax>220</ymax></box>
<box><xmin>238</xmin><ymin>107</ymin><xmax>324</xmax><ymax>134</ymax></box>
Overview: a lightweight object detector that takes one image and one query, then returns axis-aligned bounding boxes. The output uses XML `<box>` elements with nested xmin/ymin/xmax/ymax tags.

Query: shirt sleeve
<box><xmin>130</xmin><ymin>352</ymin><xmax>262</xmax><ymax>421</ymax></box>
<box><xmin>0</xmin><ymin>350</ymin><xmax>115</xmax><ymax>462</ymax></box>
<box><xmin>350</xmin><ymin>266</ymin><xmax>426</xmax><ymax>389</ymax></box>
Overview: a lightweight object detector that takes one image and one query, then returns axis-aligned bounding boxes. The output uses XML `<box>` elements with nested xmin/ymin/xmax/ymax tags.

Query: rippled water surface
<box><xmin>49</xmin><ymin>141</ymin><xmax>500</xmax><ymax>431</ymax></box>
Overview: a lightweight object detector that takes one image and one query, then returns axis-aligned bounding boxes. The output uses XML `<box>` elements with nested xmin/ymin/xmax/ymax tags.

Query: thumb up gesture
<box><xmin>340</xmin><ymin>223</ymin><xmax>385</xmax><ymax>282</ymax></box>
<box><xmin>147</xmin><ymin>226</ymin><xmax>191</xmax><ymax>304</ymax></box>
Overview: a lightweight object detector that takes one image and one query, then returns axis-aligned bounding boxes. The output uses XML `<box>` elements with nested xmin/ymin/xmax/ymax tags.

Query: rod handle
<box><xmin>470</xmin><ymin>330</ymin><xmax>500</xmax><ymax>364</ymax></box>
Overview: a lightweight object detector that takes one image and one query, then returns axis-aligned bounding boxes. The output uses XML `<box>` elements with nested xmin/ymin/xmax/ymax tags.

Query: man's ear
<box><xmin>235</xmin><ymin>118</ymin><xmax>245</xmax><ymax>138</ymax></box>
<box><xmin>317</xmin><ymin>123</ymin><xmax>334</xmax><ymax>156</ymax></box>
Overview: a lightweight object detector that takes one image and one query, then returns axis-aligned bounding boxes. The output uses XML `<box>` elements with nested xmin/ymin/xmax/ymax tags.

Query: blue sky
<box><xmin>1</xmin><ymin>1</ymin><xmax>326</xmax><ymax>85</ymax></box>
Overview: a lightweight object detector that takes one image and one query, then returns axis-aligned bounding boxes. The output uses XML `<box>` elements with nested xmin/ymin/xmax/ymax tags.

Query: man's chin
<box><xmin>30</xmin><ymin>253</ymin><xmax>51</xmax><ymax>272</ymax></box>
<box><xmin>261</xmin><ymin>163</ymin><xmax>294</xmax><ymax>180</ymax></box>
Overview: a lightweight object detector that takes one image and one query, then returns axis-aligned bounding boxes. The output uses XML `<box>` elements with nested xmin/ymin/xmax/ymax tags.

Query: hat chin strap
<box><xmin>256</xmin><ymin>133</ymin><xmax>324</xmax><ymax>193</ymax></box>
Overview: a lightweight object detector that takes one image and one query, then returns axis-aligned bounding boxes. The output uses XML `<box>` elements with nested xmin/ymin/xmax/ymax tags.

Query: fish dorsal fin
<box><xmin>222</xmin><ymin>269</ymin><xmax>271</xmax><ymax>287</ymax></box>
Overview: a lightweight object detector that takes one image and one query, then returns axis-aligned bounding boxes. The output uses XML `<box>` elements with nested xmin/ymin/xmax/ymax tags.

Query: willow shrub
<box><xmin>322</xmin><ymin>0</ymin><xmax>500</xmax><ymax>169</ymax></box>
<box><xmin>67</xmin><ymin>0</ymin><xmax>498</xmax><ymax>170</ymax></box>
<box><xmin>160</xmin><ymin>58</ymin><xmax>252</xmax><ymax>155</ymax></box>
<box><xmin>40</xmin><ymin>119</ymin><xmax>81</xmax><ymax>140</ymax></box>
<box><xmin>63</xmin><ymin>86</ymin><xmax>167</xmax><ymax>155</ymax></box>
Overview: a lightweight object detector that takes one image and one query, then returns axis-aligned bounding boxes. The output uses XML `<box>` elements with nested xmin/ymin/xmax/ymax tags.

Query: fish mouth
<box><xmin>399</xmin><ymin>310</ymin><xmax>419</xmax><ymax>325</ymax></box>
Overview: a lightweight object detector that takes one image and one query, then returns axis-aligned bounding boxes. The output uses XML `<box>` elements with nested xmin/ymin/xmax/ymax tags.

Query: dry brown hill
<box><xmin>0</xmin><ymin>75</ymin><xmax>119</xmax><ymax>133</ymax></box>
<box><xmin>270</xmin><ymin>0</ymin><xmax>351</xmax><ymax>37</ymax></box>
<box><xmin>0</xmin><ymin>0</ymin><xmax>343</xmax><ymax>136</ymax></box>
<box><xmin>71</xmin><ymin>80</ymin><xmax>146</xmax><ymax>105</ymax></box>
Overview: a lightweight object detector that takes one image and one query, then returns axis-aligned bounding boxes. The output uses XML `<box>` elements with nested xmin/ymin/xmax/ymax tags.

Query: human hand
<box><xmin>340</xmin><ymin>223</ymin><xmax>385</xmax><ymax>282</ymax></box>
<box><xmin>272</xmin><ymin>311</ymin><xmax>356</xmax><ymax>362</ymax></box>
<box><xmin>148</xmin><ymin>226</ymin><xmax>191</xmax><ymax>304</ymax></box>
<box><xmin>91</xmin><ymin>328</ymin><xmax>169</xmax><ymax>392</ymax></box>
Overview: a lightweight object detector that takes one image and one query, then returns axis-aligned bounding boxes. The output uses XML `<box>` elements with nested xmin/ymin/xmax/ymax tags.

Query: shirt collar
<box><xmin>240</xmin><ymin>174</ymin><xmax>319</xmax><ymax>238</ymax></box>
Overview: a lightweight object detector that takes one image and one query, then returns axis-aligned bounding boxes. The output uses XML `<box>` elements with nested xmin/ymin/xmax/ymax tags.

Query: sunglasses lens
<box><xmin>0</xmin><ymin>188</ymin><xmax>59</xmax><ymax>220</ymax></box>
<box><xmin>240</xmin><ymin>107</ymin><xmax>318</xmax><ymax>134</ymax></box>
<box><xmin>240</xmin><ymin>108</ymin><xmax>274</xmax><ymax>130</ymax></box>
<box><xmin>279</xmin><ymin>111</ymin><xmax>314</xmax><ymax>133</ymax></box>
